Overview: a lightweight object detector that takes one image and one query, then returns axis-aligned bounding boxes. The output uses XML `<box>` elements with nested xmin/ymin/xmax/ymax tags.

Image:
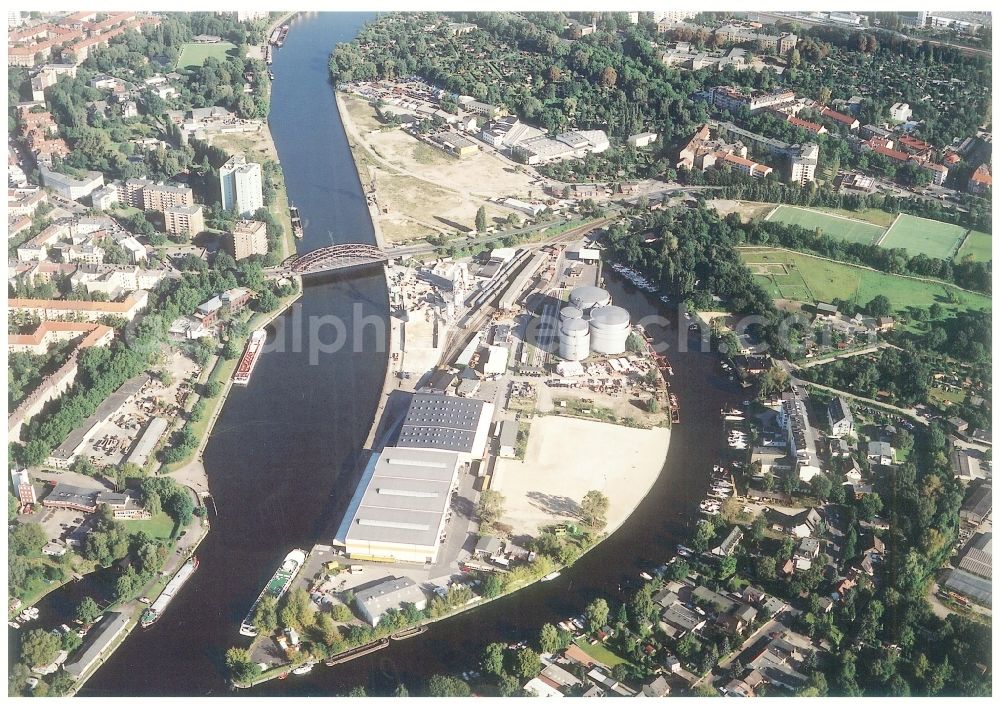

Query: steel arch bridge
<box><xmin>277</xmin><ymin>244</ymin><xmax>389</xmax><ymax>276</ymax></box>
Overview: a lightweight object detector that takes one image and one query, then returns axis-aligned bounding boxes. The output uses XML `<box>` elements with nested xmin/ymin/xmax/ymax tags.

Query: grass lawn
<box><xmin>955</xmin><ymin>230</ymin><xmax>992</xmax><ymax>263</ymax></box>
<box><xmin>573</xmin><ymin>637</ymin><xmax>629</xmax><ymax>668</ymax></box>
<box><xmin>741</xmin><ymin>248</ymin><xmax>992</xmax><ymax>321</ymax></box>
<box><xmin>880</xmin><ymin>213</ymin><xmax>967</xmax><ymax>259</ymax></box>
<box><xmin>177</xmin><ymin>42</ymin><xmax>237</xmax><ymax>70</ymax></box>
<box><xmin>767</xmin><ymin>205</ymin><xmax>886</xmax><ymax>245</ymax></box>
<box><xmin>127</xmin><ymin>511</ymin><xmax>178</xmax><ymax>540</ymax></box>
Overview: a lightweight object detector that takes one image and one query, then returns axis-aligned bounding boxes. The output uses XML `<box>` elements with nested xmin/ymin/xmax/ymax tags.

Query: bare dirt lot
<box><xmin>493</xmin><ymin>415</ymin><xmax>670</xmax><ymax>537</ymax></box>
<box><xmin>338</xmin><ymin>93</ymin><xmax>541</xmax><ymax>243</ymax></box>
<box><xmin>707</xmin><ymin>199</ymin><xmax>778</xmax><ymax>223</ymax></box>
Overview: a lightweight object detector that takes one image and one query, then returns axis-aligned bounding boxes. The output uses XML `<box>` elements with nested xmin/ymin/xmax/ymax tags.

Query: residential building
<box><xmin>659</xmin><ymin>602</ymin><xmax>706</xmax><ymax>638</ymax></box>
<box><xmin>786</xmin><ymin>143</ymin><xmax>819</xmax><ymax>184</ymax></box>
<box><xmin>163</xmin><ymin>204</ymin><xmax>205</xmax><ymax>238</ymax></box>
<box><xmin>889</xmin><ymin>102</ymin><xmax>912</xmax><ymax>122</ymax></box>
<box><xmin>10</xmin><ymin>468</ymin><xmax>36</xmax><ymax>506</ymax></box>
<box><xmin>90</xmin><ymin>184</ymin><xmax>119</xmax><ymax>210</ymax></box>
<box><xmin>867</xmin><ymin>440</ymin><xmax>894</xmax><ymax>466</ymax></box>
<box><xmin>219</xmin><ymin>154</ymin><xmax>264</xmax><ymax>216</ymax></box>
<box><xmin>968</xmin><ymin>164</ymin><xmax>991</xmax><ymax>194</ymax></box>
<box><xmin>778</xmin><ymin>391</ymin><xmax>820</xmax><ymax>481</ymax></box>
<box><xmin>38</xmin><ymin>165</ymin><xmax>104</xmax><ymax>200</ymax></box>
<box><xmin>827</xmin><ymin>397</ymin><xmax>854</xmax><ymax>438</ymax></box>
<box><xmin>785</xmin><ymin>114</ymin><xmax>827</xmax><ymax>135</ymax></box>
<box><xmin>118</xmin><ymin>236</ymin><xmax>147</xmax><ymax>264</ymax></box>
<box><xmin>713</xmin><ymin>24</ymin><xmax>798</xmax><ymax>54</ymax></box>
<box><xmin>224</xmin><ymin>219</ymin><xmax>269</xmax><ymax>260</ymax></box>
<box><xmin>115</xmin><ymin>178</ymin><xmax>153</xmax><ymax>208</ymax></box>
<box><xmin>653</xmin><ymin>10</ymin><xmax>697</xmax><ymax>24</ymax></box>
<box><xmin>142</xmin><ymin>182</ymin><xmax>194</xmax><ymax>212</ymax></box>
<box><xmin>627</xmin><ymin>132</ymin><xmax>658</xmax><ymax>148</ymax></box>
<box><xmin>819</xmin><ymin>106</ymin><xmax>860</xmax><ymax>130</ymax></box>
<box><xmin>750</xmin><ymin>447</ymin><xmax>792</xmax><ymax>476</ymax></box>
<box><xmin>354</xmin><ymin>576</ymin><xmax>428</xmax><ymax>626</ymax></box>
<box><xmin>193</xmin><ymin>287</ymin><xmax>253</xmax><ymax>326</ymax></box>
<box><xmin>708</xmin><ymin>86</ymin><xmax>797</xmax><ymax>113</ymax></box>
<box><xmin>8</xmin><ymin>290</ymin><xmax>148</xmax><ymax>323</ymax></box>
<box><xmin>712</xmin><ymin>527</ymin><xmax>743</xmax><ymax>557</ymax></box>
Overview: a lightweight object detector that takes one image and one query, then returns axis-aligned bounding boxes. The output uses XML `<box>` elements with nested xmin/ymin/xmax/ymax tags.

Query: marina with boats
<box><xmin>140</xmin><ymin>557</ymin><xmax>199</xmax><ymax>629</ymax></box>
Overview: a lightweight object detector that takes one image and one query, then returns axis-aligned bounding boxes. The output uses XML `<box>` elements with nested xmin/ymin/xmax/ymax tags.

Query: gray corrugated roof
<box><xmin>64</xmin><ymin>611</ymin><xmax>130</xmax><ymax>677</ymax></box>
<box><xmin>396</xmin><ymin>393</ymin><xmax>487</xmax><ymax>454</ymax></box>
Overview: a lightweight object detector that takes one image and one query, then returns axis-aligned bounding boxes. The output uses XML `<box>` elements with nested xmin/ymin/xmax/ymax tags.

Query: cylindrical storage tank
<box><xmin>569</xmin><ymin>285</ymin><xmax>611</xmax><ymax>313</ymax></box>
<box><xmin>589</xmin><ymin>305</ymin><xmax>631</xmax><ymax>354</ymax></box>
<box><xmin>559</xmin><ymin>305</ymin><xmax>584</xmax><ymax>322</ymax></box>
<box><xmin>559</xmin><ymin>317</ymin><xmax>591</xmax><ymax>361</ymax></box>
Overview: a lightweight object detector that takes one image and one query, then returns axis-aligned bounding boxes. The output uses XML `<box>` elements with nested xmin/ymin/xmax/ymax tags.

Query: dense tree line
<box><xmin>800</xmin><ymin>348</ymin><xmax>931</xmax><ymax>406</ymax></box>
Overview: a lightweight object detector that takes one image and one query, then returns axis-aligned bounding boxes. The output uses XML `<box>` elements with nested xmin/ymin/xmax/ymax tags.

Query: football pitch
<box><xmin>766</xmin><ymin>205</ymin><xmax>886</xmax><ymax>246</ymax></box>
<box><xmin>177</xmin><ymin>42</ymin><xmax>238</xmax><ymax>70</ymax></box>
<box><xmin>879</xmin><ymin>213</ymin><xmax>968</xmax><ymax>260</ymax></box>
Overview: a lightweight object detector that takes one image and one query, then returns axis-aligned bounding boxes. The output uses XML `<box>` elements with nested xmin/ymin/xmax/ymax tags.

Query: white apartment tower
<box><xmin>219</xmin><ymin>155</ymin><xmax>264</xmax><ymax>217</ymax></box>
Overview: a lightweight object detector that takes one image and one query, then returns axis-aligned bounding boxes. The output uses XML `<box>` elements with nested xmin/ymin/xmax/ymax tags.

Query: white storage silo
<box><xmin>559</xmin><ymin>317</ymin><xmax>591</xmax><ymax>361</ymax></box>
<box><xmin>569</xmin><ymin>285</ymin><xmax>611</xmax><ymax>313</ymax></box>
<box><xmin>589</xmin><ymin>305</ymin><xmax>630</xmax><ymax>354</ymax></box>
<box><xmin>559</xmin><ymin>305</ymin><xmax>584</xmax><ymax>322</ymax></box>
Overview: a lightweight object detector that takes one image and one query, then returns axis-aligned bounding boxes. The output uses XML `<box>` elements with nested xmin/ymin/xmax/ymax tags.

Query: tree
<box><xmin>75</xmin><ymin>597</ymin><xmax>103</xmax><ymax>625</ymax></box>
<box><xmin>222</xmin><ymin>337</ymin><xmax>243</xmax><ymax>360</ymax></box>
<box><xmin>9</xmin><ymin>523</ymin><xmax>46</xmax><ymax>556</ymax></box>
<box><xmin>600</xmin><ymin>66</ymin><xmax>618</xmax><ymax>88</ymax></box>
<box><xmin>476</xmin><ymin>490</ymin><xmax>505</xmax><ymax>533</ymax></box>
<box><xmin>203</xmin><ymin>380</ymin><xmax>223</xmax><ymax>398</ymax></box>
<box><xmin>252</xmin><ymin>594</ymin><xmax>278</xmax><ymax>635</ymax></box>
<box><xmin>585</xmin><ymin>598</ymin><xmax>610</xmax><ymax>631</ymax></box>
<box><xmin>482</xmin><ymin>572</ymin><xmax>504</xmax><ymax>599</ymax></box>
<box><xmin>482</xmin><ymin>642</ymin><xmax>506</xmax><ymax>676</ymax></box>
<box><xmin>426</xmin><ymin>674</ymin><xmax>471</xmax><ymax>697</ymax></box>
<box><xmin>580</xmin><ymin>490</ymin><xmax>609</xmax><ymax>529</ymax></box>
<box><xmin>538</xmin><ymin>623</ymin><xmax>560</xmax><ymax>653</ymax></box>
<box><xmin>866</xmin><ymin>294</ymin><xmax>892</xmax><ymax>318</ymax></box>
<box><xmin>809</xmin><ymin>473</ymin><xmax>832</xmax><ymax>501</ymax></box>
<box><xmin>329</xmin><ymin>603</ymin><xmax>353</xmax><ymax>622</ymax></box>
<box><xmin>475</xmin><ymin>206</ymin><xmax>487</xmax><ymax>232</ymax></box>
<box><xmin>513</xmin><ymin>647</ymin><xmax>542</xmax><ymax>680</ymax></box>
<box><xmin>498</xmin><ymin>672</ymin><xmax>520</xmax><ymax>696</ymax></box>
<box><xmin>756</xmin><ymin>555</ymin><xmax>777</xmax><ymax>581</ymax></box>
<box><xmin>20</xmin><ymin>629</ymin><xmax>60</xmax><ymax>669</ymax></box>
<box><xmin>225</xmin><ymin>647</ymin><xmax>257</xmax><ymax>683</ymax></box>
<box><xmin>48</xmin><ymin>670</ymin><xmax>75</xmax><ymax>696</ymax></box>
<box><xmin>312</xmin><ymin>613</ymin><xmax>341</xmax><ymax>647</ymax></box>
<box><xmin>393</xmin><ymin>683</ymin><xmax>409</xmax><ymax>697</ymax></box>
<box><xmin>61</xmin><ymin>629</ymin><xmax>83</xmax><ymax>653</ymax></box>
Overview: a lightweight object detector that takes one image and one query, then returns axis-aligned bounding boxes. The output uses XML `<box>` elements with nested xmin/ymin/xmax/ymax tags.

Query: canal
<box><xmin>82</xmin><ymin>12</ymin><xmax>742</xmax><ymax>696</ymax></box>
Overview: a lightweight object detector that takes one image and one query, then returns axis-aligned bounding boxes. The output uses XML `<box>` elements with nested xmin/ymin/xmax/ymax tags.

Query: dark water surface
<box><xmin>79</xmin><ymin>12</ymin><xmax>739</xmax><ymax>696</ymax></box>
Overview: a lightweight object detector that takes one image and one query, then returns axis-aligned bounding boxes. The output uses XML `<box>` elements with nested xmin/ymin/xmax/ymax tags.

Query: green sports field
<box><xmin>767</xmin><ymin>205</ymin><xmax>886</xmax><ymax>245</ymax></box>
<box><xmin>879</xmin><ymin>213</ymin><xmax>968</xmax><ymax>260</ymax></box>
<box><xmin>741</xmin><ymin>248</ymin><xmax>991</xmax><ymax>318</ymax></box>
<box><xmin>177</xmin><ymin>42</ymin><xmax>237</xmax><ymax>70</ymax></box>
<box><xmin>955</xmin><ymin>230</ymin><xmax>992</xmax><ymax>263</ymax></box>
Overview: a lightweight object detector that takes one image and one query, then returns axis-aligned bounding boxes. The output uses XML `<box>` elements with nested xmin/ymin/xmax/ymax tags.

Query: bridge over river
<box><xmin>265</xmin><ymin>243</ymin><xmax>391</xmax><ymax>277</ymax></box>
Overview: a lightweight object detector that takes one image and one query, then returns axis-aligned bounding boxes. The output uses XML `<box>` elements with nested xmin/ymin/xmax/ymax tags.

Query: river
<box><xmin>80</xmin><ymin>12</ymin><xmax>741</xmax><ymax>696</ymax></box>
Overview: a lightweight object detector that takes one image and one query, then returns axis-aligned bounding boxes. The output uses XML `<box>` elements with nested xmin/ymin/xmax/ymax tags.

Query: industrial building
<box><xmin>395</xmin><ymin>392</ymin><xmax>493</xmax><ymax>462</ymax></box>
<box><xmin>333</xmin><ymin>447</ymin><xmax>462</xmax><ymax>564</ymax></box>
<box><xmin>353</xmin><ymin>576</ymin><xmax>429</xmax><ymax>625</ymax></box>
<box><xmin>64</xmin><ymin>611</ymin><xmax>130</xmax><ymax>678</ymax></box>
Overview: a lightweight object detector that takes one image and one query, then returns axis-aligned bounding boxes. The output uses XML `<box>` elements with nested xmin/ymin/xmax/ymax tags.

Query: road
<box><xmin>795</xmin><ymin>342</ymin><xmax>900</xmax><ymax>369</ymax></box>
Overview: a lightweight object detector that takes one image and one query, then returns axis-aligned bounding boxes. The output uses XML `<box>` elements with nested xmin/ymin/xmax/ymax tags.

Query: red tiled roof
<box><xmin>820</xmin><ymin>106</ymin><xmax>858</xmax><ymax>126</ymax></box>
<box><xmin>787</xmin><ymin>115</ymin><xmax>825</xmax><ymax>133</ymax></box>
<box><xmin>870</xmin><ymin>144</ymin><xmax>910</xmax><ymax>162</ymax></box>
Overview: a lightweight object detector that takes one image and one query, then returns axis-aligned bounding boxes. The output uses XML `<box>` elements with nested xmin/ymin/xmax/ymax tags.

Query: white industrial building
<box><xmin>354</xmin><ymin>576</ymin><xmax>429</xmax><ymax>626</ymax></box>
<box><xmin>333</xmin><ymin>447</ymin><xmax>462</xmax><ymax>564</ymax></box>
<box><xmin>588</xmin><ymin>305</ymin><xmax>631</xmax><ymax>354</ymax></box>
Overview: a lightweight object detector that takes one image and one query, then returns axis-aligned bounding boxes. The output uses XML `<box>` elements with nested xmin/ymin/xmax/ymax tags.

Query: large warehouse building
<box><xmin>395</xmin><ymin>392</ymin><xmax>493</xmax><ymax>463</ymax></box>
<box><xmin>333</xmin><ymin>446</ymin><xmax>462</xmax><ymax>564</ymax></box>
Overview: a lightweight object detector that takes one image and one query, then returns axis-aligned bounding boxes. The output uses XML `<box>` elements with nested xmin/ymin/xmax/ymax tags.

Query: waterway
<box><xmin>81</xmin><ymin>12</ymin><xmax>741</xmax><ymax>696</ymax></box>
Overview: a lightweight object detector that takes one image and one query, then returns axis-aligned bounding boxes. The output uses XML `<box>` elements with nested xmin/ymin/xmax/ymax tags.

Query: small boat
<box><xmin>268</xmin><ymin>71</ymin><xmax>275</xmax><ymax>81</ymax></box>
<box><xmin>291</xmin><ymin>663</ymin><xmax>314</xmax><ymax>675</ymax></box>
<box><xmin>676</xmin><ymin>545</ymin><xmax>693</xmax><ymax>557</ymax></box>
<box><xmin>541</xmin><ymin>571</ymin><xmax>561</xmax><ymax>582</ymax></box>
<box><xmin>8</xmin><ymin>621</ymin><xmax>20</xmax><ymax>629</ymax></box>
<box><xmin>639</xmin><ymin>572</ymin><xmax>653</xmax><ymax>581</ymax></box>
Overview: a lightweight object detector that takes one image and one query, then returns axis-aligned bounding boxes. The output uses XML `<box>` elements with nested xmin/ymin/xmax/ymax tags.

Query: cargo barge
<box><xmin>140</xmin><ymin>556</ymin><xmax>199</xmax><ymax>628</ymax></box>
<box><xmin>233</xmin><ymin>329</ymin><xmax>266</xmax><ymax>386</ymax></box>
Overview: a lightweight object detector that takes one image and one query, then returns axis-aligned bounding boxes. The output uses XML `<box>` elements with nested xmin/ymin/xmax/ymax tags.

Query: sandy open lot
<box><xmin>338</xmin><ymin>93</ymin><xmax>540</xmax><ymax>242</ymax></box>
<box><xmin>707</xmin><ymin>199</ymin><xmax>777</xmax><ymax>223</ymax></box>
<box><xmin>493</xmin><ymin>415</ymin><xmax>670</xmax><ymax>537</ymax></box>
